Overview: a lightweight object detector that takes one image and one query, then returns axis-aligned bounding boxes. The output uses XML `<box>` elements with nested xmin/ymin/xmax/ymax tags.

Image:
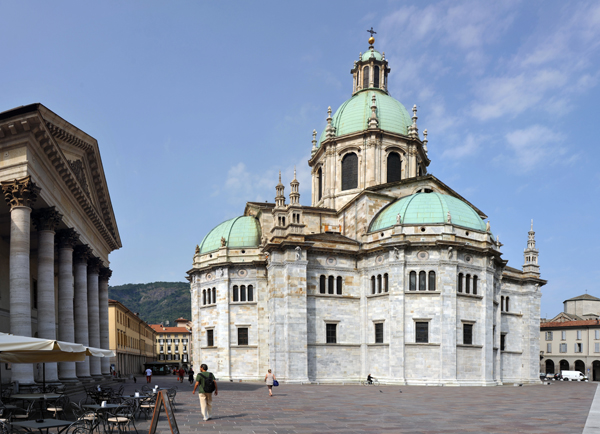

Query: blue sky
<box><xmin>2</xmin><ymin>1</ymin><xmax>599</xmax><ymax>318</ymax></box>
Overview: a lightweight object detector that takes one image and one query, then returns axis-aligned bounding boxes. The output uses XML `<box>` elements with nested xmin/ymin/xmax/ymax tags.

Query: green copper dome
<box><xmin>199</xmin><ymin>216</ymin><xmax>261</xmax><ymax>254</ymax></box>
<box><xmin>369</xmin><ymin>192</ymin><xmax>487</xmax><ymax>232</ymax></box>
<box><xmin>318</xmin><ymin>90</ymin><xmax>411</xmax><ymax>146</ymax></box>
<box><xmin>361</xmin><ymin>49</ymin><xmax>383</xmax><ymax>61</ymax></box>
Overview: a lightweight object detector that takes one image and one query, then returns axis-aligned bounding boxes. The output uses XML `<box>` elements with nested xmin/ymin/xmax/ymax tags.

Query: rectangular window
<box><xmin>463</xmin><ymin>324</ymin><xmax>473</xmax><ymax>345</ymax></box>
<box><xmin>238</xmin><ymin>328</ymin><xmax>248</xmax><ymax>346</ymax></box>
<box><xmin>577</xmin><ymin>330</ymin><xmax>582</xmax><ymax>340</ymax></box>
<box><xmin>560</xmin><ymin>343</ymin><xmax>567</xmax><ymax>353</ymax></box>
<box><xmin>546</xmin><ymin>343</ymin><xmax>552</xmax><ymax>353</ymax></box>
<box><xmin>375</xmin><ymin>323</ymin><xmax>383</xmax><ymax>343</ymax></box>
<box><xmin>326</xmin><ymin>323</ymin><xmax>337</xmax><ymax>344</ymax></box>
<box><xmin>415</xmin><ymin>322</ymin><xmax>429</xmax><ymax>343</ymax></box>
<box><xmin>500</xmin><ymin>334</ymin><xmax>506</xmax><ymax>351</ymax></box>
<box><xmin>167</xmin><ymin>346</ymin><xmax>171</xmax><ymax>353</ymax></box>
<box><xmin>562</xmin><ymin>330</ymin><xmax>566</xmax><ymax>340</ymax></box>
<box><xmin>595</xmin><ymin>343</ymin><xmax>600</xmax><ymax>353</ymax></box>
<box><xmin>545</xmin><ymin>331</ymin><xmax>553</xmax><ymax>341</ymax></box>
<box><xmin>575</xmin><ymin>343</ymin><xmax>583</xmax><ymax>353</ymax></box>
<box><xmin>207</xmin><ymin>330</ymin><xmax>214</xmax><ymax>347</ymax></box>
<box><xmin>596</xmin><ymin>330</ymin><xmax>600</xmax><ymax>340</ymax></box>
<box><xmin>159</xmin><ymin>346</ymin><xmax>164</xmax><ymax>353</ymax></box>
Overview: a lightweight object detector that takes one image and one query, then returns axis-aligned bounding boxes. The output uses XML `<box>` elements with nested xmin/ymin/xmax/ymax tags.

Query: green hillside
<box><xmin>108</xmin><ymin>281</ymin><xmax>190</xmax><ymax>325</ymax></box>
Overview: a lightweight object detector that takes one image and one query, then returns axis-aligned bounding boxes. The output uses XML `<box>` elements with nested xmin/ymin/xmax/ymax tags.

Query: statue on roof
<box><xmin>220</xmin><ymin>236</ymin><xmax>227</xmax><ymax>247</ymax></box>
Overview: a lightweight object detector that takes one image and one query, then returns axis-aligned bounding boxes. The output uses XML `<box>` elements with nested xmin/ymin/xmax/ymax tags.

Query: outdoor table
<box><xmin>11</xmin><ymin>418</ymin><xmax>72</xmax><ymax>434</ymax></box>
<box><xmin>82</xmin><ymin>404</ymin><xmax>123</xmax><ymax>431</ymax></box>
<box><xmin>11</xmin><ymin>393</ymin><xmax>61</xmax><ymax>419</ymax></box>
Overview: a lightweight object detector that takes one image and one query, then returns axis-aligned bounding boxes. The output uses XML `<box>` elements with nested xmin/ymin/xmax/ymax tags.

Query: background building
<box><xmin>108</xmin><ymin>299</ymin><xmax>157</xmax><ymax>376</ymax></box>
<box><xmin>0</xmin><ymin>104</ymin><xmax>121</xmax><ymax>387</ymax></box>
<box><xmin>188</xmin><ymin>37</ymin><xmax>545</xmax><ymax>386</ymax></box>
<box><xmin>149</xmin><ymin>323</ymin><xmax>191</xmax><ymax>366</ymax></box>
<box><xmin>540</xmin><ymin>294</ymin><xmax>600</xmax><ymax>380</ymax></box>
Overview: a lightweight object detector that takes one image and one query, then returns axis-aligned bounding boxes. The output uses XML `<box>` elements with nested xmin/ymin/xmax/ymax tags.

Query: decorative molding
<box><xmin>99</xmin><ymin>267</ymin><xmax>113</xmax><ymax>282</ymax></box>
<box><xmin>56</xmin><ymin>228</ymin><xmax>79</xmax><ymax>249</ymax></box>
<box><xmin>32</xmin><ymin>206</ymin><xmax>62</xmax><ymax>231</ymax></box>
<box><xmin>1</xmin><ymin>176</ymin><xmax>40</xmax><ymax>209</ymax></box>
<box><xmin>67</xmin><ymin>159</ymin><xmax>90</xmax><ymax>196</ymax></box>
<box><xmin>87</xmin><ymin>257</ymin><xmax>102</xmax><ymax>274</ymax></box>
<box><xmin>73</xmin><ymin>244</ymin><xmax>92</xmax><ymax>264</ymax></box>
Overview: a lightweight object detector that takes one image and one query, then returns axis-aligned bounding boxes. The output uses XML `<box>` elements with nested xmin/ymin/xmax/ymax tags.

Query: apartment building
<box><xmin>149</xmin><ymin>322</ymin><xmax>192</xmax><ymax>366</ymax></box>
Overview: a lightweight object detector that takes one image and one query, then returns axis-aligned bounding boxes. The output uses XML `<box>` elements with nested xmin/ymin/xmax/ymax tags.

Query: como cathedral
<box><xmin>188</xmin><ymin>35</ymin><xmax>546</xmax><ymax>386</ymax></box>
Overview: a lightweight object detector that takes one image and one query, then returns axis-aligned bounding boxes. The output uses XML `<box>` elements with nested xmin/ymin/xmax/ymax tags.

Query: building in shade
<box><xmin>108</xmin><ymin>300</ymin><xmax>157</xmax><ymax>376</ymax></box>
<box><xmin>188</xmin><ymin>36</ymin><xmax>545</xmax><ymax>386</ymax></box>
<box><xmin>149</xmin><ymin>324</ymin><xmax>192</xmax><ymax>366</ymax></box>
<box><xmin>0</xmin><ymin>103</ymin><xmax>121</xmax><ymax>387</ymax></box>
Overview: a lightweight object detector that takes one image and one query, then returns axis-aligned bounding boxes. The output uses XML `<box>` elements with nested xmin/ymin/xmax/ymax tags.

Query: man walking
<box><xmin>192</xmin><ymin>364</ymin><xmax>218</xmax><ymax>421</ymax></box>
<box><xmin>145</xmin><ymin>367</ymin><xmax>153</xmax><ymax>383</ymax></box>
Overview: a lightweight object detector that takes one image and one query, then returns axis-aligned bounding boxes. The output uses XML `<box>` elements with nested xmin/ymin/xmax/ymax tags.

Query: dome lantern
<box><xmin>351</xmin><ymin>28</ymin><xmax>390</xmax><ymax>95</ymax></box>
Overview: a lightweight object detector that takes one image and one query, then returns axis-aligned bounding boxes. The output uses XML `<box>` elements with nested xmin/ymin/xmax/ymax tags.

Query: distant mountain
<box><xmin>108</xmin><ymin>281</ymin><xmax>190</xmax><ymax>325</ymax></box>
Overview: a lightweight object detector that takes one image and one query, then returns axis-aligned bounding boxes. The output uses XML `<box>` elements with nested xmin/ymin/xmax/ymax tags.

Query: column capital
<box><xmin>1</xmin><ymin>176</ymin><xmax>41</xmax><ymax>209</ymax></box>
<box><xmin>74</xmin><ymin>244</ymin><xmax>92</xmax><ymax>264</ymax></box>
<box><xmin>56</xmin><ymin>228</ymin><xmax>79</xmax><ymax>249</ymax></box>
<box><xmin>32</xmin><ymin>206</ymin><xmax>63</xmax><ymax>232</ymax></box>
<box><xmin>87</xmin><ymin>257</ymin><xmax>102</xmax><ymax>274</ymax></box>
<box><xmin>99</xmin><ymin>267</ymin><xmax>113</xmax><ymax>282</ymax></box>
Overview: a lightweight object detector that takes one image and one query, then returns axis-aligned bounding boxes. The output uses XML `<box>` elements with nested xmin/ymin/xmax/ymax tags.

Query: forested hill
<box><xmin>108</xmin><ymin>281</ymin><xmax>190</xmax><ymax>325</ymax></box>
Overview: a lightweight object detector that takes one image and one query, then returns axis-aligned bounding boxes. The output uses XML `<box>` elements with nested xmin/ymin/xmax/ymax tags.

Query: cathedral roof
<box><xmin>318</xmin><ymin>90</ymin><xmax>411</xmax><ymax>146</ymax></box>
<box><xmin>361</xmin><ymin>48</ymin><xmax>383</xmax><ymax>61</ymax></box>
<box><xmin>369</xmin><ymin>192</ymin><xmax>487</xmax><ymax>233</ymax></box>
<box><xmin>564</xmin><ymin>294</ymin><xmax>600</xmax><ymax>302</ymax></box>
<box><xmin>198</xmin><ymin>216</ymin><xmax>261</xmax><ymax>254</ymax></box>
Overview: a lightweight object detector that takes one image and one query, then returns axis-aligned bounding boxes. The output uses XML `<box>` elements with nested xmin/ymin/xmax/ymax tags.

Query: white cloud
<box><xmin>441</xmin><ymin>134</ymin><xmax>481</xmax><ymax>159</ymax></box>
<box><xmin>503</xmin><ymin>124</ymin><xmax>569</xmax><ymax>171</ymax></box>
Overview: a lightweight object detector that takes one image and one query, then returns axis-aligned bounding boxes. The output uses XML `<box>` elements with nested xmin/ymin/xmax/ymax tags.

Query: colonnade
<box><xmin>1</xmin><ymin>176</ymin><xmax>112</xmax><ymax>386</ymax></box>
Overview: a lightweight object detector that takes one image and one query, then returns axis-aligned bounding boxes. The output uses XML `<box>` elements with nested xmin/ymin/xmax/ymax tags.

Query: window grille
<box><xmin>238</xmin><ymin>328</ymin><xmax>248</xmax><ymax>346</ymax></box>
<box><xmin>463</xmin><ymin>324</ymin><xmax>473</xmax><ymax>345</ymax></box>
<box><xmin>326</xmin><ymin>324</ymin><xmax>337</xmax><ymax>344</ymax></box>
<box><xmin>415</xmin><ymin>322</ymin><xmax>428</xmax><ymax>343</ymax></box>
<box><xmin>207</xmin><ymin>330</ymin><xmax>214</xmax><ymax>347</ymax></box>
<box><xmin>341</xmin><ymin>153</ymin><xmax>358</xmax><ymax>191</ymax></box>
<box><xmin>375</xmin><ymin>323</ymin><xmax>384</xmax><ymax>343</ymax></box>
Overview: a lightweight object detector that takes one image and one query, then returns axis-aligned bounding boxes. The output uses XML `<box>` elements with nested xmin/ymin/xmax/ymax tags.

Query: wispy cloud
<box><xmin>441</xmin><ymin>133</ymin><xmax>482</xmax><ymax>160</ymax></box>
<box><xmin>502</xmin><ymin>124</ymin><xmax>569</xmax><ymax>171</ymax></box>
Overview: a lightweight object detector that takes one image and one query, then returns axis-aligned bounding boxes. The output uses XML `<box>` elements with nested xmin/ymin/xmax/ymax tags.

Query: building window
<box><xmin>387</xmin><ymin>152</ymin><xmax>402</xmax><ymax>183</ymax></box>
<box><xmin>560</xmin><ymin>343</ymin><xmax>567</xmax><ymax>353</ymax></box>
<box><xmin>409</xmin><ymin>271</ymin><xmax>416</xmax><ymax>291</ymax></box>
<box><xmin>326</xmin><ymin>323</ymin><xmax>337</xmax><ymax>344</ymax></box>
<box><xmin>562</xmin><ymin>330</ymin><xmax>567</xmax><ymax>340</ymax></box>
<box><xmin>160</xmin><ymin>346</ymin><xmax>164</xmax><ymax>353</ymax></box>
<box><xmin>328</xmin><ymin>276</ymin><xmax>334</xmax><ymax>294</ymax></box>
<box><xmin>248</xmin><ymin>285</ymin><xmax>254</xmax><ymax>301</ymax></box>
<box><xmin>212</xmin><ymin>288</ymin><xmax>216</xmax><ymax>303</ymax></box>
<box><xmin>341</xmin><ymin>152</ymin><xmax>358</xmax><ymax>191</ymax></box>
<box><xmin>547</xmin><ymin>343</ymin><xmax>552</xmax><ymax>353</ymax></box>
<box><xmin>596</xmin><ymin>330</ymin><xmax>600</xmax><ymax>340</ymax></box>
<box><xmin>336</xmin><ymin>276</ymin><xmax>342</xmax><ymax>295</ymax></box>
<box><xmin>317</xmin><ymin>167</ymin><xmax>322</xmax><ymax>201</ymax></box>
<box><xmin>575</xmin><ymin>343</ymin><xmax>583</xmax><ymax>353</ymax></box>
<box><xmin>416</xmin><ymin>322</ymin><xmax>429</xmax><ymax>343</ymax></box>
<box><xmin>202</xmin><ymin>290</ymin><xmax>206</xmax><ymax>305</ymax></box>
<box><xmin>505</xmin><ymin>296</ymin><xmax>509</xmax><ymax>312</ymax></box>
<box><xmin>240</xmin><ymin>285</ymin><xmax>246</xmax><ymax>302</ymax></box>
<box><xmin>463</xmin><ymin>323</ymin><xmax>473</xmax><ymax>345</ymax></box>
<box><xmin>384</xmin><ymin>273</ymin><xmax>389</xmax><ymax>292</ymax></box>
<box><xmin>595</xmin><ymin>343</ymin><xmax>600</xmax><ymax>353</ymax></box>
<box><xmin>546</xmin><ymin>331</ymin><xmax>553</xmax><ymax>341</ymax></box>
<box><xmin>472</xmin><ymin>275</ymin><xmax>477</xmax><ymax>295</ymax></box>
<box><xmin>465</xmin><ymin>274</ymin><xmax>471</xmax><ymax>294</ymax></box>
<box><xmin>374</xmin><ymin>65</ymin><xmax>380</xmax><ymax>88</ymax></box>
<box><xmin>233</xmin><ymin>285</ymin><xmax>239</xmax><ymax>302</ymax></box>
<box><xmin>428</xmin><ymin>271</ymin><xmax>436</xmax><ymax>291</ymax></box>
<box><xmin>207</xmin><ymin>289</ymin><xmax>211</xmax><ymax>304</ymax></box>
<box><xmin>363</xmin><ymin>66</ymin><xmax>370</xmax><ymax>88</ymax></box>
<box><xmin>238</xmin><ymin>328</ymin><xmax>248</xmax><ymax>346</ymax></box>
<box><xmin>500</xmin><ymin>334</ymin><xmax>506</xmax><ymax>351</ymax></box>
<box><xmin>458</xmin><ymin>273</ymin><xmax>463</xmax><ymax>293</ymax></box>
<box><xmin>32</xmin><ymin>280</ymin><xmax>38</xmax><ymax>309</ymax></box>
<box><xmin>577</xmin><ymin>330</ymin><xmax>582</xmax><ymax>340</ymax></box>
<box><xmin>375</xmin><ymin>323</ymin><xmax>384</xmax><ymax>343</ymax></box>
<box><xmin>418</xmin><ymin>271</ymin><xmax>426</xmax><ymax>291</ymax></box>
<box><xmin>371</xmin><ymin>276</ymin><xmax>376</xmax><ymax>294</ymax></box>
<box><xmin>207</xmin><ymin>330</ymin><xmax>214</xmax><ymax>347</ymax></box>
<box><xmin>320</xmin><ymin>275</ymin><xmax>326</xmax><ymax>294</ymax></box>
<box><xmin>377</xmin><ymin>275</ymin><xmax>382</xmax><ymax>293</ymax></box>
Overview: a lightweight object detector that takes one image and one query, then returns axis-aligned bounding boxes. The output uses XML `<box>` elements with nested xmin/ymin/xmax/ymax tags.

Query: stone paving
<box><xmin>77</xmin><ymin>376</ymin><xmax>598</xmax><ymax>433</ymax></box>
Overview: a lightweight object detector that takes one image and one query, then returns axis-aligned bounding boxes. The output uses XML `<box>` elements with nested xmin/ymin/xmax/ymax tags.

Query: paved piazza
<box><xmin>91</xmin><ymin>377</ymin><xmax>598</xmax><ymax>433</ymax></box>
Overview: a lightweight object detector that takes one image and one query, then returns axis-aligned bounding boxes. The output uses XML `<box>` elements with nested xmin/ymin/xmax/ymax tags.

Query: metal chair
<box><xmin>10</xmin><ymin>400</ymin><xmax>35</xmax><ymax>421</ymax></box>
<box><xmin>137</xmin><ymin>394</ymin><xmax>156</xmax><ymax>420</ymax></box>
<box><xmin>106</xmin><ymin>400</ymin><xmax>138</xmax><ymax>434</ymax></box>
<box><xmin>46</xmin><ymin>395</ymin><xmax>70</xmax><ymax>419</ymax></box>
<box><xmin>65</xmin><ymin>420</ymin><xmax>94</xmax><ymax>434</ymax></box>
<box><xmin>71</xmin><ymin>402</ymin><xmax>100</xmax><ymax>433</ymax></box>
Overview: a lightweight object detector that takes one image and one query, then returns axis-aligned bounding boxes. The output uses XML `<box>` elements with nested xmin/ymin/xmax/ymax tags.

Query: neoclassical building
<box><xmin>189</xmin><ymin>36</ymin><xmax>545</xmax><ymax>386</ymax></box>
<box><xmin>0</xmin><ymin>104</ymin><xmax>121</xmax><ymax>387</ymax></box>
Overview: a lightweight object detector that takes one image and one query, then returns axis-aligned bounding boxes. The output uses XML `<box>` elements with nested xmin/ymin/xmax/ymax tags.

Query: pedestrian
<box><xmin>178</xmin><ymin>366</ymin><xmax>185</xmax><ymax>383</ymax></box>
<box><xmin>192</xmin><ymin>364</ymin><xmax>218</xmax><ymax>421</ymax></box>
<box><xmin>264</xmin><ymin>369</ymin><xmax>276</xmax><ymax>397</ymax></box>
<box><xmin>145</xmin><ymin>367</ymin><xmax>152</xmax><ymax>383</ymax></box>
<box><xmin>188</xmin><ymin>368</ymin><xmax>195</xmax><ymax>385</ymax></box>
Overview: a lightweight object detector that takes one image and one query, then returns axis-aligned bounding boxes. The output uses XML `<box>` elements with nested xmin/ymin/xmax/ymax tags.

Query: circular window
<box><xmin>418</xmin><ymin>251</ymin><xmax>429</xmax><ymax>260</ymax></box>
<box><xmin>381</xmin><ymin>232</ymin><xmax>385</xmax><ymax>238</ymax></box>
<box><xmin>326</xmin><ymin>257</ymin><xmax>336</xmax><ymax>265</ymax></box>
<box><xmin>421</xmin><ymin>227</ymin><xmax>426</xmax><ymax>232</ymax></box>
<box><xmin>241</xmin><ymin>250</ymin><xmax>246</xmax><ymax>254</ymax></box>
<box><xmin>238</xmin><ymin>269</ymin><xmax>248</xmax><ymax>278</ymax></box>
<box><xmin>376</xmin><ymin>255</ymin><xmax>384</xmax><ymax>264</ymax></box>
<box><xmin>206</xmin><ymin>273</ymin><xmax>213</xmax><ymax>281</ymax></box>
<box><xmin>465</xmin><ymin>231</ymin><xmax>470</xmax><ymax>236</ymax></box>
<box><xmin>465</xmin><ymin>255</ymin><xmax>472</xmax><ymax>263</ymax></box>
<box><xmin>209</xmin><ymin>254</ymin><xmax>212</xmax><ymax>258</ymax></box>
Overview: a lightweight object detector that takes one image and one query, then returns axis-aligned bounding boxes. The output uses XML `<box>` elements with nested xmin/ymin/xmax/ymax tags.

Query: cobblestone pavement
<box><xmin>85</xmin><ymin>377</ymin><xmax>597</xmax><ymax>433</ymax></box>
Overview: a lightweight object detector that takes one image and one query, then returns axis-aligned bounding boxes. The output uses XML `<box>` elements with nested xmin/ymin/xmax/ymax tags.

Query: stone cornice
<box><xmin>1</xmin><ymin>176</ymin><xmax>40</xmax><ymax>209</ymax></box>
<box><xmin>32</xmin><ymin>206</ymin><xmax>62</xmax><ymax>231</ymax></box>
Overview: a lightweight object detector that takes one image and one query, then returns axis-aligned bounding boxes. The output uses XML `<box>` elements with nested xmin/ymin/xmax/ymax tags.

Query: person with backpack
<box><xmin>192</xmin><ymin>363</ymin><xmax>218</xmax><ymax>421</ymax></box>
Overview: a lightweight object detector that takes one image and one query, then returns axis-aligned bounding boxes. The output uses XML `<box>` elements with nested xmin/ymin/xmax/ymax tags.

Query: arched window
<box><xmin>240</xmin><ymin>285</ymin><xmax>246</xmax><ymax>302</ymax></box>
<box><xmin>560</xmin><ymin>360</ymin><xmax>569</xmax><ymax>372</ymax></box>
<box><xmin>465</xmin><ymin>274</ymin><xmax>471</xmax><ymax>294</ymax></box>
<box><xmin>212</xmin><ymin>288</ymin><xmax>216</xmax><ymax>304</ymax></box>
<box><xmin>207</xmin><ymin>289</ymin><xmax>211</xmax><ymax>304</ymax></box>
<box><xmin>202</xmin><ymin>289</ymin><xmax>206</xmax><ymax>305</ymax></box>
<box><xmin>500</xmin><ymin>296</ymin><xmax>504</xmax><ymax>311</ymax></box>
<box><xmin>418</xmin><ymin>166</ymin><xmax>423</xmax><ymax>176</ymax></box>
<box><xmin>428</xmin><ymin>271</ymin><xmax>436</xmax><ymax>291</ymax></box>
<box><xmin>371</xmin><ymin>276</ymin><xmax>376</xmax><ymax>294</ymax></box>
<box><xmin>505</xmin><ymin>296</ymin><xmax>509</xmax><ymax>312</ymax></box>
<box><xmin>472</xmin><ymin>276</ymin><xmax>477</xmax><ymax>295</ymax></box>
<box><xmin>336</xmin><ymin>276</ymin><xmax>342</xmax><ymax>295</ymax></box>
<box><xmin>356</xmin><ymin>70</ymin><xmax>360</xmax><ymax>87</ymax></box>
<box><xmin>419</xmin><ymin>271</ymin><xmax>426</xmax><ymax>291</ymax></box>
<box><xmin>341</xmin><ymin>153</ymin><xmax>358</xmax><ymax>191</ymax></box>
<box><xmin>328</xmin><ymin>276</ymin><xmax>334</xmax><ymax>294</ymax></box>
<box><xmin>377</xmin><ymin>275</ymin><xmax>382</xmax><ymax>293</ymax></box>
<box><xmin>320</xmin><ymin>275</ymin><xmax>326</xmax><ymax>294</ymax></box>
<box><xmin>384</xmin><ymin>273</ymin><xmax>389</xmax><ymax>292</ymax></box>
<box><xmin>233</xmin><ymin>285</ymin><xmax>239</xmax><ymax>302</ymax></box>
<box><xmin>384</xmin><ymin>72</ymin><xmax>388</xmax><ymax>89</ymax></box>
<box><xmin>317</xmin><ymin>167</ymin><xmax>322</xmax><ymax>201</ymax></box>
<box><xmin>247</xmin><ymin>285</ymin><xmax>253</xmax><ymax>301</ymax></box>
<box><xmin>545</xmin><ymin>359</ymin><xmax>555</xmax><ymax>374</ymax></box>
<box><xmin>374</xmin><ymin>66</ymin><xmax>380</xmax><ymax>88</ymax></box>
<box><xmin>387</xmin><ymin>152</ymin><xmax>402</xmax><ymax>183</ymax></box>
<box><xmin>409</xmin><ymin>271</ymin><xmax>416</xmax><ymax>291</ymax></box>
<box><xmin>363</xmin><ymin>66</ymin><xmax>370</xmax><ymax>88</ymax></box>
<box><xmin>458</xmin><ymin>273</ymin><xmax>463</xmax><ymax>293</ymax></box>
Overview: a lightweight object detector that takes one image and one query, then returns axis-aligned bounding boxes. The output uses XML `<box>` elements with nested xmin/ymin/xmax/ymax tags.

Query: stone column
<box><xmin>87</xmin><ymin>257</ymin><xmax>102</xmax><ymax>379</ymax></box>
<box><xmin>56</xmin><ymin>229</ymin><xmax>79</xmax><ymax>382</ymax></box>
<box><xmin>31</xmin><ymin>207</ymin><xmax>62</xmax><ymax>384</ymax></box>
<box><xmin>99</xmin><ymin>267</ymin><xmax>112</xmax><ymax>377</ymax></box>
<box><xmin>1</xmin><ymin>176</ymin><xmax>40</xmax><ymax>386</ymax></box>
<box><xmin>74</xmin><ymin>245</ymin><xmax>91</xmax><ymax>381</ymax></box>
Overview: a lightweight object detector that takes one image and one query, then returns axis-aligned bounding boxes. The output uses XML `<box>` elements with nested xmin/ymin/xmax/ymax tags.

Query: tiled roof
<box><xmin>148</xmin><ymin>325</ymin><xmax>191</xmax><ymax>334</ymax></box>
<box><xmin>541</xmin><ymin>319</ymin><xmax>600</xmax><ymax>329</ymax></box>
<box><xmin>564</xmin><ymin>294</ymin><xmax>600</xmax><ymax>302</ymax></box>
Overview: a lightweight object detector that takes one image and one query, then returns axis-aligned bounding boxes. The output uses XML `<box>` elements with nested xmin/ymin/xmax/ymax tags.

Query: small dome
<box><xmin>198</xmin><ymin>216</ymin><xmax>261</xmax><ymax>254</ymax></box>
<box><xmin>361</xmin><ymin>49</ymin><xmax>383</xmax><ymax>61</ymax></box>
<box><xmin>369</xmin><ymin>192</ymin><xmax>487</xmax><ymax>232</ymax></box>
<box><xmin>318</xmin><ymin>90</ymin><xmax>411</xmax><ymax>146</ymax></box>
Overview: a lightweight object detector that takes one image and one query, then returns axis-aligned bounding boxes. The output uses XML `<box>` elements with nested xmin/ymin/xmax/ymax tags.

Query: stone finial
<box><xmin>359</xmin><ymin>52</ymin><xmax>362</xmax><ymax>60</ymax></box>
<box><xmin>220</xmin><ymin>236</ymin><xmax>227</xmax><ymax>247</ymax></box>
<box><xmin>423</xmin><ymin>129</ymin><xmax>428</xmax><ymax>153</ymax></box>
<box><xmin>496</xmin><ymin>235</ymin><xmax>500</xmax><ymax>244</ymax></box>
<box><xmin>531</xmin><ymin>219</ymin><xmax>534</xmax><ymax>231</ymax></box>
<box><xmin>409</xmin><ymin>104</ymin><xmax>419</xmax><ymax>138</ymax></box>
<box><xmin>295</xmin><ymin>246</ymin><xmax>302</xmax><ymax>261</ymax></box>
<box><xmin>382</xmin><ymin>51</ymin><xmax>385</xmax><ymax>60</ymax></box>
<box><xmin>32</xmin><ymin>206</ymin><xmax>63</xmax><ymax>232</ymax></box>
<box><xmin>195</xmin><ymin>244</ymin><xmax>200</xmax><ymax>255</ymax></box>
<box><xmin>311</xmin><ymin>129</ymin><xmax>317</xmax><ymax>155</ymax></box>
<box><xmin>486</xmin><ymin>220</ymin><xmax>491</xmax><ymax>232</ymax></box>
<box><xmin>325</xmin><ymin>107</ymin><xmax>335</xmax><ymax>139</ymax></box>
<box><xmin>396</xmin><ymin>213</ymin><xmax>402</xmax><ymax>225</ymax></box>
<box><xmin>447</xmin><ymin>211</ymin><xmax>451</xmax><ymax>223</ymax></box>
<box><xmin>1</xmin><ymin>176</ymin><xmax>40</xmax><ymax>209</ymax></box>
<box><xmin>368</xmin><ymin>94</ymin><xmax>379</xmax><ymax>129</ymax></box>
<box><xmin>448</xmin><ymin>246</ymin><xmax>453</xmax><ymax>259</ymax></box>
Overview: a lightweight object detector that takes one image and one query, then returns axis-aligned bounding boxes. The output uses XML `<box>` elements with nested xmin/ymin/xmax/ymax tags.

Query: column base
<box><xmin>91</xmin><ymin>375</ymin><xmax>104</xmax><ymax>381</ymax></box>
<box><xmin>58</xmin><ymin>377</ymin><xmax>80</xmax><ymax>384</ymax></box>
<box><xmin>77</xmin><ymin>376</ymin><xmax>94</xmax><ymax>383</ymax></box>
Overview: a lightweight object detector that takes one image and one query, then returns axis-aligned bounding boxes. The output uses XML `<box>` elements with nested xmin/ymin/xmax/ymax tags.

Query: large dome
<box><xmin>198</xmin><ymin>216</ymin><xmax>261</xmax><ymax>254</ymax></box>
<box><xmin>318</xmin><ymin>90</ymin><xmax>411</xmax><ymax>146</ymax></box>
<box><xmin>369</xmin><ymin>192</ymin><xmax>487</xmax><ymax>232</ymax></box>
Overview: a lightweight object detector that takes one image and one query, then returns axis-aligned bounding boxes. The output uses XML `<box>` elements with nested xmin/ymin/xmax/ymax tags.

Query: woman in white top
<box><xmin>264</xmin><ymin>369</ymin><xmax>276</xmax><ymax>397</ymax></box>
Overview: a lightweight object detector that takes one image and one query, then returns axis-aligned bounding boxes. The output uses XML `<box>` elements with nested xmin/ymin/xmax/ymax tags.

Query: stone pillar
<box><xmin>31</xmin><ymin>207</ymin><xmax>62</xmax><ymax>384</ymax></box>
<box><xmin>74</xmin><ymin>245</ymin><xmax>91</xmax><ymax>381</ymax></box>
<box><xmin>1</xmin><ymin>176</ymin><xmax>40</xmax><ymax>386</ymax></box>
<box><xmin>99</xmin><ymin>267</ymin><xmax>112</xmax><ymax>377</ymax></box>
<box><xmin>56</xmin><ymin>229</ymin><xmax>79</xmax><ymax>382</ymax></box>
<box><xmin>87</xmin><ymin>257</ymin><xmax>102</xmax><ymax>379</ymax></box>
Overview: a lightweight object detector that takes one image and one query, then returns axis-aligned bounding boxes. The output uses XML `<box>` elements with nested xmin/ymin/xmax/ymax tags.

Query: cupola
<box><xmin>351</xmin><ymin>32</ymin><xmax>390</xmax><ymax>95</ymax></box>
